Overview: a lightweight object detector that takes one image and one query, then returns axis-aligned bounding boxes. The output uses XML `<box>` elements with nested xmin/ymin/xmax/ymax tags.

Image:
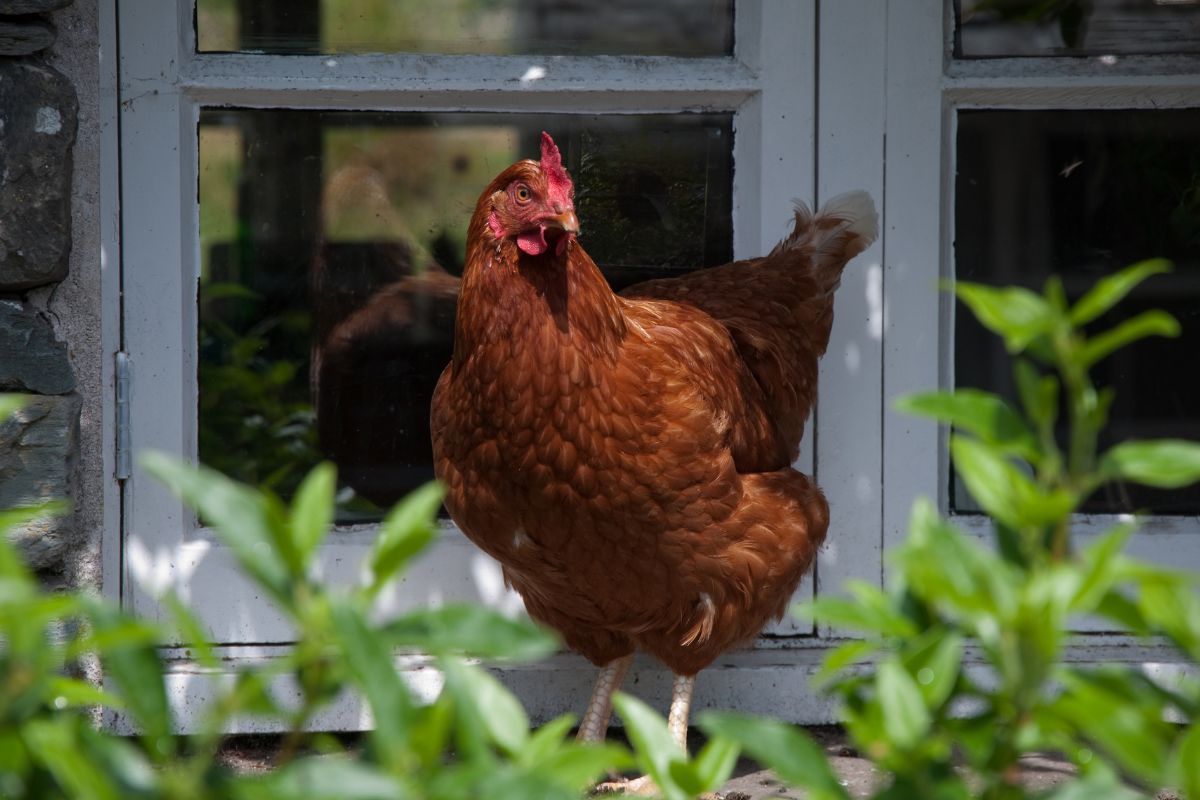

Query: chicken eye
<box><xmin>514</xmin><ymin>184</ymin><xmax>532</xmax><ymax>203</ymax></box>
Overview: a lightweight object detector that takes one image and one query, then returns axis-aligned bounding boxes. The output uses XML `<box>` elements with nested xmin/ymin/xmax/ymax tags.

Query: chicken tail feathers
<box><xmin>773</xmin><ymin>190</ymin><xmax>878</xmax><ymax>293</ymax></box>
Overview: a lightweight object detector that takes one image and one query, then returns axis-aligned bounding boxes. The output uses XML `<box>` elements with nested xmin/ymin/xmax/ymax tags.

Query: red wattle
<box><xmin>517</xmin><ymin>227</ymin><xmax>548</xmax><ymax>256</ymax></box>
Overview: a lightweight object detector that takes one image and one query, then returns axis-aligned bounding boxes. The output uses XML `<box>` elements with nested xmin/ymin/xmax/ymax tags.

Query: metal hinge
<box><xmin>115</xmin><ymin>351</ymin><xmax>131</xmax><ymax>481</ymax></box>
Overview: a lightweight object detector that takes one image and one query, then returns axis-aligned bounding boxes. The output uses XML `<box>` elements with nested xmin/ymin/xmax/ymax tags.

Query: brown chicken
<box><xmin>431</xmin><ymin>133</ymin><xmax>876</xmax><ymax>777</ymax></box>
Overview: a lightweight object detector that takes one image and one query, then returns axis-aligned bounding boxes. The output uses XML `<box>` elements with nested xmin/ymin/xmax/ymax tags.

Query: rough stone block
<box><xmin>0</xmin><ymin>299</ymin><xmax>75</xmax><ymax>394</ymax></box>
<box><xmin>0</xmin><ymin>393</ymin><xmax>80</xmax><ymax>570</ymax></box>
<box><xmin>0</xmin><ymin>18</ymin><xmax>55</xmax><ymax>55</ymax></box>
<box><xmin>0</xmin><ymin>61</ymin><xmax>78</xmax><ymax>291</ymax></box>
<box><xmin>0</xmin><ymin>0</ymin><xmax>74</xmax><ymax>13</ymax></box>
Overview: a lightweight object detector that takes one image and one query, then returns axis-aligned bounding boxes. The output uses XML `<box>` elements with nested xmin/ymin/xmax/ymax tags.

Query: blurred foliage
<box><xmin>0</xmin><ymin>394</ymin><xmax>741</xmax><ymax>798</ymax></box>
<box><xmin>700</xmin><ymin>262</ymin><xmax>1200</xmax><ymax>799</ymax></box>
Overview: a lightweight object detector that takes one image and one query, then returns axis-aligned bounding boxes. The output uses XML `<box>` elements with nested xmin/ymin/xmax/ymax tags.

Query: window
<box><xmin>879</xmin><ymin>3</ymin><xmax>1200</xmax><ymax>583</ymax></box>
<box><xmin>122</xmin><ymin>0</ymin><xmax>1200</xmax><ymax>725</ymax></box>
<box><xmin>121</xmin><ymin>0</ymin><xmax>880</xmax><ymax>674</ymax></box>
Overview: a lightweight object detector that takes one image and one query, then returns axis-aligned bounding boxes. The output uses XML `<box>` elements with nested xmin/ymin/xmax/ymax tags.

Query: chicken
<box><xmin>430</xmin><ymin>133</ymin><xmax>876</xmax><ymax>775</ymax></box>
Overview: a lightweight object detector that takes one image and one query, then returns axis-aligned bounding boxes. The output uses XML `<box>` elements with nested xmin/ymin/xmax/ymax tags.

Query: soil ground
<box><xmin>215</xmin><ymin>725</ymin><xmax>1087</xmax><ymax>798</ymax></box>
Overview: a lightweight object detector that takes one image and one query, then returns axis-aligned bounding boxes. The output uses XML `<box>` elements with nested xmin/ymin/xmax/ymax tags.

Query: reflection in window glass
<box><xmin>955</xmin><ymin>0</ymin><xmax>1200</xmax><ymax>58</ymax></box>
<box><xmin>198</xmin><ymin>111</ymin><xmax>733</xmax><ymax>519</ymax></box>
<box><xmin>955</xmin><ymin>109</ymin><xmax>1200</xmax><ymax>514</ymax></box>
<box><xmin>197</xmin><ymin>0</ymin><xmax>733</xmax><ymax>56</ymax></box>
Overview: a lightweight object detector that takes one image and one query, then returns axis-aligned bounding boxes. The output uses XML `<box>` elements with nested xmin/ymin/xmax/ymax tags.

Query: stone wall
<box><xmin>0</xmin><ymin>0</ymin><xmax>95</xmax><ymax>588</ymax></box>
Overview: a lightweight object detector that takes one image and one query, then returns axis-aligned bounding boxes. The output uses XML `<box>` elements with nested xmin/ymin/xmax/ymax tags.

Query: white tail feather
<box><xmin>816</xmin><ymin>190</ymin><xmax>878</xmax><ymax>246</ymax></box>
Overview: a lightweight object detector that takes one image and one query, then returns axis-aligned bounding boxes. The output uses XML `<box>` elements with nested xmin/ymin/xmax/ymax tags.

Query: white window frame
<box><xmin>113</xmin><ymin>0</ymin><xmax>901</xmax><ymax>728</ymax></box>
<box><xmin>108</xmin><ymin>0</ymin><xmax>1200</xmax><ymax>731</ymax></box>
<box><xmin>880</xmin><ymin>5</ymin><xmax>1200</xmax><ymax>616</ymax></box>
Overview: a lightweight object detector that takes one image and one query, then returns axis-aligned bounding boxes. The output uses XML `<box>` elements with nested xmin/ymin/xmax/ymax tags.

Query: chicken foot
<box><xmin>592</xmin><ymin>672</ymin><xmax>702</xmax><ymax>797</ymax></box>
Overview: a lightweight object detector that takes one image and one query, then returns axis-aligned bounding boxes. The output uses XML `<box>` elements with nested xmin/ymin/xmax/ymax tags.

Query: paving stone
<box><xmin>0</xmin><ymin>299</ymin><xmax>75</xmax><ymax>394</ymax></box>
<box><xmin>0</xmin><ymin>393</ymin><xmax>79</xmax><ymax>570</ymax></box>
<box><xmin>0</xmin><ymin>60</ymin><xmax>78</xmax><ymax>291</ymax></box>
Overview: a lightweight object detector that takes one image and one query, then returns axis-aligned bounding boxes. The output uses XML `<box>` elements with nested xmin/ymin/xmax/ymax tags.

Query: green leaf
<box><xmin>530</xmin><ymin>743</ymin><xmax>633</xmax><ymax>793</ymax></box>
<box><xmin>1080</xmin><ymin>310</ymin><xmax>1180</xmax><ymax>367</ymax></box>
<box><xmin>698</xmin><ymin>712</ymin><xmax>849</xmax><ymax>800</ymax></box>
<box><xmin>684</xmin><ymin>735</ymin><xmax>740</xmax><ymax>793</ymax></box>
<box><xmin>1039</xmin><ymin>770</ymin><xmax>1143</xmax><ymax>800</ymax></box>
<box><xmin>1013</xmin><ymin>358</ymin><xmax>1059</xmax><ymax>432</ymax></box>
<box><xmin>955</xmin><ymin>282</ymin><xmax>1057</xmax><ymax>353</ymax></box>
<box><xmin>519</xmin><ymin>714</ymin><xmax>577</xmax><ymax>766</ymax></box>
<box><xmin>1069</xmin><ymin>259</ymin><xmax>1172</xmax><ymax>326</ymax></box>
<box><xmin>1052</xmin><ymin>668</ymin><xmax>1175</xmax><ymax>785</ymax></box>
<box><xmin>258</xmin><ymin>756</ymin><xmax>409</xmax><ymax>799</ymax></box>
<box><xmin>329</xmin><ymin>601</ymin><xmax>414</xmax><ymax>757</ymax></box>
<box><xmin>899</xmin><ymin>498</ymin><xmax>1018</xmax><ymax>621</ymax></box>
<box><xmin>1099</xmin><ymin>439</ymin><xmax>1200</xmax><ymax>489</ymax></box>
<box><xmin>877</xmin><ymin>659</ymin><xmax>931</xmax><ymax>750</ymax></box>
<box><xmin>383</xmin><ymin>604</ymin><xmax>558</xmax><ymax>661</ymax></box>
<box><xmin>611</xmin><ymin>692</ymin><xmax>688</xmax><ymax>800</ymax></box>
<box><xmin>1173</xmin><ymin>722</ymin><xmax>1200</xmax><ymax>800</ymax></box>
<box><xmin>83</xmin><ymin>600</ymin><xmax>174</xmax><ymax>760</ymax></box>
<box><xmin>896</xmin><ymin>390</ymin><xmax>1040</xmax><ymax>463</ymax></box>
<box><xmin>951</xmin><ymin>436</ymin><xmax>1077</xmax><ymax>529</ymax></box>
<box><xmin>23</xmin><ymin>718</ymin><xmax>122</xmax><ymax>800</ymax></box>
<box><xmin>1070</xmin><ymin>522</ymin><xmax>1136</xmax><ymax>614</ymax></box>
<box><xmin>408</xmin><ymin>695</ymin><xmax>454</xmax><ymax>769</ymax></box>
<box><xmin>814</xmin><ymin>640</ymin><xmax>879</xmax><ymax>687</ymax></box>
<box><xmin>442</xmin><ymin>658</ymin><xmax>529</xmax><ymax>757</ymax></box>
<box><xmin>140</xmin><ymin>451</ymin><xmax>291</xmax><ymax>603</ymax></box>
<box><xmin>290</xmin><ymin>462</ymin><xmax>336</xmax><ymax>562</ymax></box>
<box><xmin>45</xmin><ymin>677</ymin><xmax>125</xmax><ymax>710</ymax></box>
<box><xmin>903</xmin><ymin>631</ymin><xmax>963</xmax><ymax>710</ymax></box>
<box><xmin>368</xmin><ymin>481</ymin><xmax>443</xmax><ymax>595</ymax></box>
<box><xmin>162</xmin><ymin>591</ymin><xmax>220</xmax><ymax>670</ymax></box>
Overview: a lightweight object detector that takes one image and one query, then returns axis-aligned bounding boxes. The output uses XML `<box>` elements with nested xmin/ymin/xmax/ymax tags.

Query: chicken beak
<box><xmin>544</xmin><ymin>209</ymin><xmax>581</xmax><ymax>235</ymax></box>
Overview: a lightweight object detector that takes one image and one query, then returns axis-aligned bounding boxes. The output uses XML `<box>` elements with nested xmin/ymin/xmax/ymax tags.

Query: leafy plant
<box><xmin>701</xmin><ymin>261</ymin><xmax>1200</xmax><ymax>799</ymax></box>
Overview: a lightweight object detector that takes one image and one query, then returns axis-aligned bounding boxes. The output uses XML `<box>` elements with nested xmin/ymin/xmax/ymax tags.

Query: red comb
<box><xmin>540</xmin><ymin>131</ymin><xmax>573</xmax><ymax>203</ymax></box>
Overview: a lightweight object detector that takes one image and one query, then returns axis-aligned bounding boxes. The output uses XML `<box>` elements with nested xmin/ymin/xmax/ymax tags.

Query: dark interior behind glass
<box><xmin>955</xmin><ymin>109</ymin><xmax>1200</xmax><ymax>515</ymax></box>
<box><xmin>198</xmin><ymin>111</ymin><xmax>733</xmax><ymax>520</ymax></box>
<box><xmin>955</xmin><ymin>0</ymin><xmax>1200</xmax><ymax>58</ymax></box>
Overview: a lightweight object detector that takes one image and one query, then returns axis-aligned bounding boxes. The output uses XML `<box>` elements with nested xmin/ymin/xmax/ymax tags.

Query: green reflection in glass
<box><xmin>198</xmin><ymin>111</ymin><xmax>733</xmax><ymax>519</ymax></box>
<box><xmin>198</xmin><ymin>0</ymin><xmax>733</xmax><ymax>57</ymax></box>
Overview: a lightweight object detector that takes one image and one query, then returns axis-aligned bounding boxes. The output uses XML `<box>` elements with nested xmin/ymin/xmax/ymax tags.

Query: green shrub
<box><xmin>702</xmin><ymin>261</ymin><xmax>1200</xmax><ymax>799</ymax></box>
<box><xmin>2</xmin><ymin>391</ymin><xmax>743</xmax><ymax>799</ymax></box>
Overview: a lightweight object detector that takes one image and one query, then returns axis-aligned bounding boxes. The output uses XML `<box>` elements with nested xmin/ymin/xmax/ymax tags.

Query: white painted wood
<box><xmin>99</xmin><ymin>0</ymin><xmax>123</xmax><ymax>605</ymax></box>
<box><xmin>812</xmin><ymin>0</ymin><xmax>888</xmax><ymax>638</ymax></box>
<box><xmin>880</xmin><ymin>0</ymin><xmax>948</xmax><ymax>556</ymax></box>
<box><xmin>182</xmin><ymin>54</ymin><xmax>757</xmax><ymax>112</ymax></box>
<box><xmin>119</xmin><ymin>0</ymin><xmax>196</xmax><ymax>623</ymax></box>
<box><xmin>957</xmin><ymin>513</ymin><xmax>1200</xmax><ymax>565</ymax></box>
<box><xmin>133</xmin><ymin>638</ymin><xmax>1198</xmax><ymax>733</ymax></box>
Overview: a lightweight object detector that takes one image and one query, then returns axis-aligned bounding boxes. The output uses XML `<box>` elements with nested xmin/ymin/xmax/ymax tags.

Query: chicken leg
<box><xmin>577</xmin><ymin>654</ymin><xmax>634</xmax><ymax>744</ymax></box>
<box><xmin>591</xmin><ymin>670</ymin><xmax>700</xmax><ymax>797</ymax></box>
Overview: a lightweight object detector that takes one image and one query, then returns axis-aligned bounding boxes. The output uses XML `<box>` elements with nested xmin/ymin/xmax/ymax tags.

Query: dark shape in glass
<box><xmin>955</xmin><ymin>108</ymin><xmax>1200</xmax><ymax>514</ymax></box>
<box><xmin>955</xmin><ymin>0</ymin><xmax>1200</xmax><ymax>58</ymax></box>
<box><xmin>198</xmin><ymin>110</ymin><xmax>733</xmax><ymax>519</ymax></box>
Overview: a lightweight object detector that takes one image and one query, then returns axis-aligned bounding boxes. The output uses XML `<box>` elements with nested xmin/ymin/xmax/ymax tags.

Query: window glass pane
<box><xmin>198</xmin><ymin>111</ymin><xmax>733</xmax><ymax>520</ymax></box>
<box><xmin>955</xmin><ymin>0</ymin><xmax>1200</xmax><ymax>58</ymax></box>
<box><xmin>955</xmin><ymin>109</ymin><xmax>1200</xmax><ymax>515</ymax></box>
<box><xmin>197</xmin><ymin>0</ymin><xmax>733</xmax><ymax>56</ymax></box>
